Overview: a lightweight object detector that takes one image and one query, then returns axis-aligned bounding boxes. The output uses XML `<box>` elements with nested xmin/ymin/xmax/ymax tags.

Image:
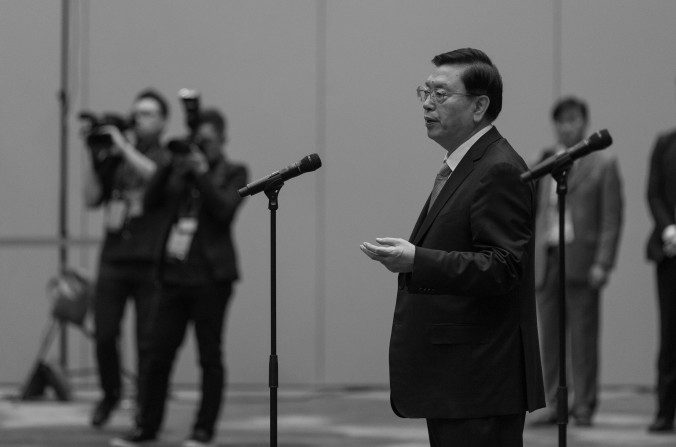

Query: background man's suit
<box><xmin>389</xmin><ymin>127</ymin><xmax>545</xmax><ymax>425</ymax></box>
<box><xmin>534</xmin><ymin>150</ymin><xmax>623</xmax><ymax>420</ymax></box>
<box><xmin>646</xmin><ymin>129</ymin><xmax>676</xmax><ymax>428</ymax></box>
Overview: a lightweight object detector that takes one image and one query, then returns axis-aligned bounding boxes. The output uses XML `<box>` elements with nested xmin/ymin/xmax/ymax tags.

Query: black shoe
<box><xmin>648</xmin><ymin>417</ymin><xmax>674</xmax><ymax>433</ymax></box>
<box><xmin>91</xmin><ymin>397</ymin><xmax>119</xmax><ymax>428</ymax></box>
<box><xmin>110</xmin><ymin>428</ymin><xmax>157</xmax><ymax>446</ymax></box>
<box><xmin>182</xmin><ymin>428</ymin><xmax>213</xmax><ymax>447</ymax></box>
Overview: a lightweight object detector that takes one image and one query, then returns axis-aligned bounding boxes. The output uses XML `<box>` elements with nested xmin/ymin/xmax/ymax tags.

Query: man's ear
<box><xmin>473</xmin><ymin>95</ymin><xmax>490</xmax><ymax>122</ymax></box>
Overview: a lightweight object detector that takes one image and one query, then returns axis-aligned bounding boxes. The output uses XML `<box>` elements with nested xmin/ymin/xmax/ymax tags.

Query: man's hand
<box><xmin>662</xmin><ymin>225</ymin><xmax>676</xmax><ymax>258</ymax></box>
<box><xmin>588</xmin><ymin>264</ymin><xmax>609</xmax><ymax>289</ymax></box>
<box><xmin>663</xmin><ymin>239</ymin><xmax>676</xmax><ymax>257</ymax></box>
<box><xmin>100</xmin><ymin>125</ymin><xmax>128</xmax><ymax>155</ymax></box>
<box><xmin>360</xmin><ymin>237</ymin><xmax>415</xmax><ymax>273</ymax></box>
<box><xmin>185</xmin><ymin>149</ymin><xmax>209</xmax><ymax>175</ymax></box>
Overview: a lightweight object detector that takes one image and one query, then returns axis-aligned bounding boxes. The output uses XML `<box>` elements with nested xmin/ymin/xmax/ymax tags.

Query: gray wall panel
<box><xmin>1</xmin><ymin>0</ymin><xmax>673</xmax><ymax>388</ymax></box>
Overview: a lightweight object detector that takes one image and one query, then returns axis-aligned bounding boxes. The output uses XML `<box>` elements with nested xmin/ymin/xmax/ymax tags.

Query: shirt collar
<box><xmin>444</xmin><ymin>124</ymin><xmax>493</xmax><ymax>171</ymax></box>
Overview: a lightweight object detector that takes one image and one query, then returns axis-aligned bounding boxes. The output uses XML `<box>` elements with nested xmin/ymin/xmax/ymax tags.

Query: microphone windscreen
<box><xmin>589</xmin><ymin>129</ymin><xmax>612</xmax><ymax>151</ymax></box>
<box><xmin>300</xmin><ymin>153</ymin><xmax>322</xmax><ymax>172</ymax></box>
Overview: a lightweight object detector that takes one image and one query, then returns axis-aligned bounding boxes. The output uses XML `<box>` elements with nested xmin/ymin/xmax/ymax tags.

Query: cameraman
<box><xmin>112</xmin><ymin>109</ymin><xmax>248</xmax><ymax>446</ymax></box>
<box><xmin>83</xmin><ymin>89</ymin><xmax>170</xmax><ymax>428</ymax></box>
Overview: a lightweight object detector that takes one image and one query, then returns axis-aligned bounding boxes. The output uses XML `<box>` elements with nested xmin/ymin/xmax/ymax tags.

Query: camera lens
<box><xmin>86</xmin><ymin>132</ymin><xmax>113</xmax><ymax>149</ymax></box>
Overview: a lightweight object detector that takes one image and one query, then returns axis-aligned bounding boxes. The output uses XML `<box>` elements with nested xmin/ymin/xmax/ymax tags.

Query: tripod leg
<box><xmin>36</xmin><ymin>320</ymin><xmax>59</xmax><ymax>361</ymax></box>
<box><xmin>19</xmin><ymin>320</ymin><xmax>59</xmax><ymax>400</ymax></box>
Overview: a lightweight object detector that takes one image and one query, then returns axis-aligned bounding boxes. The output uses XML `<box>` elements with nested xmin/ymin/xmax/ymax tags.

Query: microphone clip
<box><xmin>264</xmin><ymin>174</ymin><xmax>285</xmax><ymax>210</ymax></box>
<box><xmin>549</xmin><ymin>154</ymin><xmax>575</xmax><ymax>180</ymax></box>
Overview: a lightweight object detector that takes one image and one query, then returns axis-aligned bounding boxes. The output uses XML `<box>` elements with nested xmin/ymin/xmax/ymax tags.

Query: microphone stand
<box><xmin>523</xmin><ymin>154</ymin><xmax>578</xmax><ymax>447</ymax></box>
<box><xmin>552</xmin><ymin>164</ymin><xmax>571</xmax><ymax>447</ymax></box>
<box><xmin>264</xmin><ymin>176</ymin><xmax>284</xmax><ymax>447</ymax></box>
<box><xmin>521</xmin><ymin>136</ymin><xmax>611</xmax><ymax>447</ymax></box>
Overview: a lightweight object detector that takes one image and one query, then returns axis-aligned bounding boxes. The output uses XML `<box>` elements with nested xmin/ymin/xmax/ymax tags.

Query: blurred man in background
<box><xmin>112</xmin><ymin>109</ymin><xmax>248</xmax><ymax>446</ymax></box>
<box><xmin>83</xmin><ymin>89</ymin><xmax>170</xmax><ymax>428</ymax></box>
<box><xmin>646</xmin><ymin>122</ymin><xmax>676</xmax><ymax>433</ymax></box>
<box><xmin>532</xmin><ymin>97</ymin><xmax>623</xmax><ymax>427</ymax></box>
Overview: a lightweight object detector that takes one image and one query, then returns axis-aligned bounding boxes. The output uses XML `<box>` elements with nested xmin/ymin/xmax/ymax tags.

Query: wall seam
<box><xmin>553</xmin><ymin>0</ymin><xmax>562</xmax><ymax>99</ymax></box>
<box><xmin>314</xmin><ymin>0</ymin><xmax>328</xmax><ymax>385</ymax></box>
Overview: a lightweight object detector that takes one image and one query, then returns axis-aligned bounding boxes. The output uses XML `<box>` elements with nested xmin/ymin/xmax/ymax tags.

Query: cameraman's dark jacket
<box><xmin>95</xmin><ymin>142</ymin><xmax>170</xmax><ymax>269</ymax></box>
<box><xmin>144</xmin><ymin>154</ymin><xmax>248</xmax><ymax>283</ymax></box>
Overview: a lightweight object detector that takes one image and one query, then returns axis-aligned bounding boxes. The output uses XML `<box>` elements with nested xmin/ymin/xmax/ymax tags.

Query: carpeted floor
<box><xmin>1</xmin><ymin>385</ymin><xmax>675</xmax><ymax>446</ymax></box>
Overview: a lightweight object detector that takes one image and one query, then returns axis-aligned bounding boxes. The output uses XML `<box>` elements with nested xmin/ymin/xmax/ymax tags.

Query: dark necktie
<box><xmin>428</xmin><ymin>162</ymin><xmax>453</xmax><ymax>212</ymax></box>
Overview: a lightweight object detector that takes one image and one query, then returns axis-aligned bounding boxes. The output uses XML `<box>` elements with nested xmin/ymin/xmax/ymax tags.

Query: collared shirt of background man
<box><xmin>360</xmin><ymin>48</ymin><xmax>545</xmax><ymax>447</ymax></box>
<box><xmin>531</xmin><ymin>97</ymin><xmax>623</xmax><ymax>427</ymax></box>
<box><xmin>83</xmin><ymin>89</ymin><xmax>171</xmax><ymax>429</ymax></box>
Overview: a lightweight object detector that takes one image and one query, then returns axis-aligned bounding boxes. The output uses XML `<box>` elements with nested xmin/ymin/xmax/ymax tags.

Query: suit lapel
<box><xmin>412</xmin><ymin>127</ymin><xmax>502</xmax><ymax>246</ymax></box>
<box><xmin>412</xmin><ymin>155</ymin><xmax>473</xmax><ymax>245</ymax></box>
<box><xmin>409</xmin><ymin>195</ymin><xmax>431</xmax><ymax>242</ymax></box>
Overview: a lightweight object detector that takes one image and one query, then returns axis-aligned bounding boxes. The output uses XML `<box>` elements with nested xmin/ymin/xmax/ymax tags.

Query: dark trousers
<box><xmin>426</xmin><ymin>413</ymin><xmax>525</xmax><ymax>447</ymax></box>
<box><xmin>94</xmin><ymin>264</ymin><xmax>158</xmax><ymax>404</ymax></box>
<box><xmin>140</xmin><ymin>281</ymin><xmax>233</xmax><ymax>436</ymax></box>
<box><xmin>536</xmin><ymin>250</ymin><xmax>600</xmax><ymax>417</ymax></box>
<box><xmin>655</xmin><ymin>258</ymin><xmax>676</xmax><ymax>421</ymax></box>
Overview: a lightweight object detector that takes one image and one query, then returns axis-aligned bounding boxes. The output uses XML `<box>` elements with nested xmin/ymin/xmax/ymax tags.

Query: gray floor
<box><xmin>1</xmin><ymin>385</ymin><xmax>675</xmax><ymax>446</ymax></box>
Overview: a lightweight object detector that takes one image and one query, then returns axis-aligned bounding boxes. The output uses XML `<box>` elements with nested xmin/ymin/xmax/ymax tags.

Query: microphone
<box><xmin>520</xmin><ymin>129</ymin><xmax>612</xmax><ymax>182</ymax></box>
<box><xmin>238</xmin><ymin>153</ymin><xmax>322</xmax><ymax>197</ymax></box>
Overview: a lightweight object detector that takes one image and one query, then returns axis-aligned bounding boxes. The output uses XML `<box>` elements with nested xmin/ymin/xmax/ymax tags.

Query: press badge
<box><xmin>126</xmin><ymin>189</ymin><xmax>144</xmax><ymax>218</ymax></box>
<box><xmin>104</xmin><ymin>199</ymin><xmax>127</xmax><ymax>232</ymax></box>
<box><xmin>166</xmin><ymin>217</ymin><xmax>198</xmax><ymax>260</ymax></box>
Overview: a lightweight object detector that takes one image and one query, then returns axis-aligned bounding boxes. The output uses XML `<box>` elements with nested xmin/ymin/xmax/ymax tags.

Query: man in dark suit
<box><xmin>532</xmin><ymin>97</ymin><xmax>623</xmax><ymax>427</ymax></box>
<box><xmin>112</xmin><ymin>109</ymin><xmax>248</xmax><ymax>447</ymax></box>
<box><xmin>646</xmin><ymin>127</ymin><xmax>676</xmax><ymax>433</ymax></box>
<box><xmin>361</xmin><ymin>48</ymin><xmax>544</xmax><ymax>446</ymax></box>
<box><xmin>83</xmin><ymin>89</ymin><xmax>171</xmax><ymax>428</ymax></box>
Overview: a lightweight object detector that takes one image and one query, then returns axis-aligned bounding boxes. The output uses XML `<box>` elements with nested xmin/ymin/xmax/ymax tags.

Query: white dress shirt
<box><xmin>443</xmin><ymin>124</ymin><xmax>494</xmax><ymax>171</ymax></box>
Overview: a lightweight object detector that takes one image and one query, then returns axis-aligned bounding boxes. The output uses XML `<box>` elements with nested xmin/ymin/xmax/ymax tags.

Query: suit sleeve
<box><xmin>411</xmin><ymin>161</ymin><xmax>534</xmax><ymax>296</ymax></box>
<box><xmin>594</xmin><ymin>156</ymin><xmax>623</xmax><ymax>269</ymax></box>
<box><xmin>193</xmin><ymin>164</ymin><xmax>248</xmax><ymax>225</ymax></box>
<box><xmin>647</xmin><ymin>135</ymin><xmax>674</xmax><ymax>232</ymax></box>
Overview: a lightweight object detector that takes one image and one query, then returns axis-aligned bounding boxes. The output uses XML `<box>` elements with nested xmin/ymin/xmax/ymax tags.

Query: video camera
<box><xmin>78</xmin><ymin>111</ymin><xmax>132</xmax><ymax>162</ymax></box>
<box><xmin>179</xmin><ymin>88</ymin><xmax>201</xmax><ymax>136</ymax></box>
<box><xmin>166</xmin><ymin>88</ymin><xmax>202</xmax><ymax>157</ymax></box>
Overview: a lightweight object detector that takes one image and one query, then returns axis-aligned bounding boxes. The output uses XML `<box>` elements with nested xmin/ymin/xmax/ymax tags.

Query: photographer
<box><xmin>112</xmin><ymin>109</ymin><xmax>248</xmax><ymax>446</ymax></box>
<box><xmin>83</xmin><ymin>89</ymin><xmax>170</xmax><ymax>428</ymax></box>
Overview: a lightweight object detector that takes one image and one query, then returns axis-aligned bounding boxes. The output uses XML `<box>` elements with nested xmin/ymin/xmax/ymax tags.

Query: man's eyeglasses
<box><xmin>416</xmin><ymin>86</ymin><xmax>475</xmax><ymax>104</ymax></box>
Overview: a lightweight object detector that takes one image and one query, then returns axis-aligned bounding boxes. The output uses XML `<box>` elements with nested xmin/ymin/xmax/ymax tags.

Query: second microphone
<box><xmin>238</xmin><ymin>153</ymin><xmax>322</xmax><ymax>197</ymax></box>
